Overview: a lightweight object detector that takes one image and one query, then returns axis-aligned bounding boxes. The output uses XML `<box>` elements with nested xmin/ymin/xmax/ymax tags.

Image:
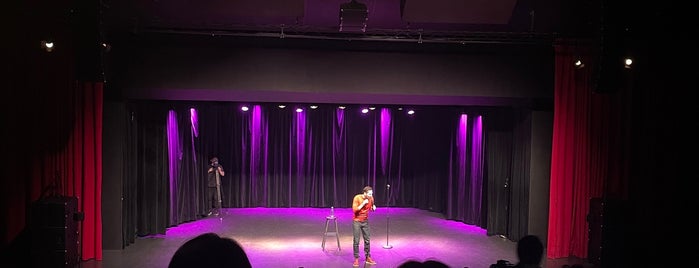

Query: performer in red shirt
<box><xmin>352</xmin><ymin>186</ymin><xmax>377</xmax><ymax>266</ymax></box>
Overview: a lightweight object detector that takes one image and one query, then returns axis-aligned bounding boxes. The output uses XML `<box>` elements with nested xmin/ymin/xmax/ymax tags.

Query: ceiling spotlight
<box><xmin>338</xmin><ymin>106</ymin><xmax>346</xmax><ymax>110</ymax></box>
<box><xmin>310</xmin><ymin>105</ymin><xmax>318</xmax><ymax>109</ymax></box>
<box><xmin>41</xmin><ymin>40</ymin><xmax>54</xmax><ymax>52</ymax></box>
<box><xmin>296</xmin><ymin>108</ymin><xmax>303</xmax><ymax>113</ymax></box>
<box><xmin>624</xmin><ymin>58</ymin><xmax>633</xmax><ymax>69</ymax></box>
<box><xmin>368</xmin><ymin>107</ymin><xmax>376</xmax><ymax>110</ymax></box>
<box><xmin>361</xmin><ymin>108</ymin><xmax>369</xmax><ymax>114</ymax></box>
<box><xmin>407</xmin><ymin>110</ymin><xmax>415</xmax><ymax>115</ymax></box>
<box><xmin>278</xmin><ymin>105</ymin><xmax>286</xmax><ymax>109</ymax></box>
<box><xmin>241</xmin><ymin>106</ymin><xmax>249</xmax><ymax>112</ymax></box>
<box><xmin>574</xmin><ymin>59</ymin><xmax>584</xmax><ymax>69</ymax></box>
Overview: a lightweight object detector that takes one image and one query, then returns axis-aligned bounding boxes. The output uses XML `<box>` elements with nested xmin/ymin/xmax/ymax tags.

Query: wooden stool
<box><xmin>322</xmin><ymin>215</ymin><xmax>341</xmax><ymax>251</ymax></box>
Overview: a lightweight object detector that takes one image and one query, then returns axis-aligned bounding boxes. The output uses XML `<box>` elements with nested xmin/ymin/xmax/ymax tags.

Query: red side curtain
<box><xmin>72</xmin><ymin>81</ymin><xmax>103</xmax><ymax>260</ymax></box>
<box><xmin>547</xmin><ymin>42</ymin><xmax>605</xmax><ymax>259</ymax></box>
<box><xmin>26</xmin><ymin>81</ymin><xmax>104</xmax><ymax>261</ymax></box>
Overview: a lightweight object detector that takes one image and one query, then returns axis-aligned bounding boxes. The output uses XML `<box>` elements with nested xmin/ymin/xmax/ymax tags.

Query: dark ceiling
<box><xmin>13</xmin><ymin>0</ymin><xmax>677</xmax><ymax>52</ymax></box>
<box><xmin>101</xmin><ymin>0</ymin><xmax>604</xmax><ymax>44</ymax></box>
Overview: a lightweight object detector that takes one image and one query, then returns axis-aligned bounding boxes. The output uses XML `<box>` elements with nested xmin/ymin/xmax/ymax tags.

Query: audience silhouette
<box><xmin>398</xmin><ymin>259</ymin><xmax>451</xmax><ymax>268</ymax></box>
<box><xmin>512</xmin><ymin>235</ymin><xmax>544</xmax><ymax>268</ymax></box>
<box><xmin>168</xmin><ymin>232</ymin><xmax>251</xmax><ymax>268</ymax></box>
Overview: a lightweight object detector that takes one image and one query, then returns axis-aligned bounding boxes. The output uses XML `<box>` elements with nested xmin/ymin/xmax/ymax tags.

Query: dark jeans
<box><xmin>207</xmin><ymin>187</ymin><xmax>220</xmax><ymax>212</ymax></box>
<box><xmin>352</xmin><ymin>220</ymin><xmax>371</xmax><ymax>258</ymax></box>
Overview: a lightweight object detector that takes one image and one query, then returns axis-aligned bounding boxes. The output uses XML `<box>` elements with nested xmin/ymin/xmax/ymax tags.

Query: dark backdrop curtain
<box><xmin>482</xmin><ymin>107</ymin><xmax>534</xmax><ymax>240</ymax></box>
<box><xmin>167</xmin><ymin>107</ymin><xmax>204</xmax><ymax>226</ymax></box>
<box><xmin>124</xmin><ymin>102</ymin><xmax>170</xmax><ymax>246</ymax></box>
<box><xmin>508</xmin><ymin>109</ymin><xmax>533</xmax><ymax>240</ymax></box>
<box><xmin>124</xmin><ymin>102</ymin><xmax>507</xmax><ymax>237</ymax></box>
<box><xmin>485</xmin><ymin>109</ymin><xmax>514</xmax><ymax>236</ymax></box>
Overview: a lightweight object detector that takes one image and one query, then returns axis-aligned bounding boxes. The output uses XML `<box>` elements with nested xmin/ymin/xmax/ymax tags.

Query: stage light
<box><xmin>310</xmin><ymin>105</ymin><xmax>318</xmax><ymax>109</ymax></box>
<box><xmin>101</xmin><ymin>42</ymin><xmax>112</xmax><ymax>53</ymax></box>
<box><xmin>241</xmin><ymin>106</ymin><xmax>249</xmax><ymax>112</ymax></box>
<box><xmin>338</xmin><ymin>106</ymin><xmax>346</xmax><ymax>110</ymax></box>
<box><xmin>624</xmin><ymin>58</ymin><xmax>633</xmax><ymax>69</ymax></box>
<box><xmin>278</xmin><ymin>105</ymin><xmax>286</xmax><ymax>109</ymax></box>
<box><xmin>368</xmin><ymin>107</ymin><xmax>375</xmax><ymax>110</ymax></box>
<box><xmin>574</xmin><ymin>59</ymin><xmax>585</xmax><ymax>69</ymax></box>
<box><xmin>361</xmin><ymin>108</ymin><xmax>369</xmax><ymax>114</ymax></box>
<box><xmin>296</xmin><ymin>108</ymin><xmax>303</xmax><ymax>113</ymax></box>
<box><xmin>407</xmin><ymin>110</ymin><xmax>415</xmax><ymax>115</ymax></box>
<box><xmin>41</xmin><ymin>40</ymin><xmax>54</xmax><ymax>52</ymax></box>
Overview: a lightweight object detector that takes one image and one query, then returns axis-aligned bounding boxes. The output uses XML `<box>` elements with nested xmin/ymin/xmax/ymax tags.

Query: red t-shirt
<box><xmin>352</xmin><ymin>194</ymin><xmax>373</xmax><ymax>222</ymax></box>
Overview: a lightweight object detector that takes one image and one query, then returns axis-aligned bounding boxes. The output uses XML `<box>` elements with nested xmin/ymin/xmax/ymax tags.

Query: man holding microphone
<box><xmin>352</xmin><ymin>186</ymin><xmax>377</xmax><ymax>266</ymax></box>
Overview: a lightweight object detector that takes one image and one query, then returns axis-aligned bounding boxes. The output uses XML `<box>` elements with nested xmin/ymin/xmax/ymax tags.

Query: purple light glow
<box><xmin>469</xmin><ymin>115</ymin><xmax>484</xmax><ymax>221</ymax></box>
<box><xmin>167</xmin><ymin>110</ymin><xmax>180</xmax><ymax>225</ymax></box>
<box><xmin>336</xmin><ymin>108</ymin><xmax>345</xmax><ymax>130</ymax></box>
<box><xmin>249</xmin><ymin>105</ymin><xmax>266</xmax><ymax>202</ymax></box>
<box><xmin>457</xmin><ymin>114</ymin><xmax>468</xmax><ymax>219</ymax></box>
<box><xmin>190</xmin><ymin>108</ymin><xmax>199</xmax><ymax>168</ymax></box>
<box><xmin>190</xmin><ymin>108</ymin><xmax>199</xmax><ymax>138</ymax></box>
<box><xmin>333</xmin><ymin>108</ymin><xmax>345</xmax><ymax>204</ymax></box>
<box><xmin>380</xmin><ymin>108</ymin><xmax>392</xmax><ymax>176</ymax></box>
<box><xmin>294</xmin><ymin>109</ymin><xmax>307</xmax><ymax>202</ymax></box>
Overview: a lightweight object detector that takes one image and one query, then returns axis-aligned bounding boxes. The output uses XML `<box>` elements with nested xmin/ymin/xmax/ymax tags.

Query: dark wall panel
<box><xmin>114</xmin><ymin>37</ymin><xmax>553</xmax><ymax>106</ymax></box>
<box><xmin>102</xmin><ymin>101</ymin><xmax>125</xmax><ymax>249</ymax></box>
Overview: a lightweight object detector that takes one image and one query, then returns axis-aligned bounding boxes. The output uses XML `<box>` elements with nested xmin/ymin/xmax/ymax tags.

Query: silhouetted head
<box><xmin>398</xmin><ymin>260</ymin><xmax>424</xmax><ymax>268</ymax></box>
<box><xmin>517</xmin><ymin>235</ymin><xmax>543</xmax><ymax>265</ymax></box>
<box><xmin>422</xmin><ymin>260</ymin><xmax>450</xmax><ymax>268</ymax></box>
<box><xmin>398</xmin><ymin>259</ymin><xmax>450</xmax><ymax>268</ymax></box>
<box><xmin>168</xmin><ymin>232</ymin><xmax>251</xmax><ymax>268</ymax></box>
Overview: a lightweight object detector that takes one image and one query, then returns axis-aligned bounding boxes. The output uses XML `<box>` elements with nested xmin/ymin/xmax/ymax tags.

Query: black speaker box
<box><xmin>588</xmin><ymin>197</ymin><xmax>628</xmax><ymax>268</ymax></box>
<box><xmin>30</xmin><ymin>196</ymin><xmax>79</xmax><ymax>268</ymax></box>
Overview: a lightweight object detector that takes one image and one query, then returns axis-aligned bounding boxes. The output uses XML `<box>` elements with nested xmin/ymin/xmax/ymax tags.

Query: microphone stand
<box><xmin>215</xmin><ymin>167</ymin><xmax>222</xmax><ymax>217</ymax></box>
<box><xmin>382</xmin><ymin>184</ymin><xmax>393</xmax><ymax>249</ymax></box>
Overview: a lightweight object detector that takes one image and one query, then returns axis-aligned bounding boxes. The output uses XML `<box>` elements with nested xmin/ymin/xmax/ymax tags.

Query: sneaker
<box><xmin>366</xmin><ymin>256</ymin><xmax>376</xmax><ymax>264</ymax></box>
<box><xmin>352</xmin><ymin>258</ymin><xmax>359</xmax><ymax>267</ymax></box>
